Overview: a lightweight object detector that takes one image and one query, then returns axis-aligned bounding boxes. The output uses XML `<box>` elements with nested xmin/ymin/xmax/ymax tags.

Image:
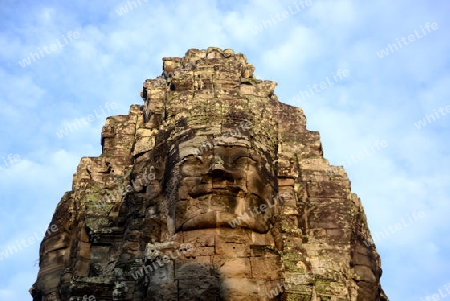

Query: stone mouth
<box><xmin>211</xmin><ymin>187</ymin><xmax>243</xmax><ymax>195</ymax></box>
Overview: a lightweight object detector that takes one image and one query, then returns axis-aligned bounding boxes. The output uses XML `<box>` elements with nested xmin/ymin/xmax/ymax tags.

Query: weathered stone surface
<box><xmin>31</xmin><ymin>47</ymin><xmax>388</xmax><ymax>301</ymax></box>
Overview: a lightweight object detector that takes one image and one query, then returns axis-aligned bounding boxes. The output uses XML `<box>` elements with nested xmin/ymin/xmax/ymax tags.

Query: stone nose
<box><xmin>208</xmin><ymin>164</ymin><xmax>234</xmax><ymax>182</ymax></box>
<box><xmin>209</xmin><ymin>161</ymin><xmax>225</xmax><ymax>172</ymax></box>
<box><xmin>209</xmin><ymin>156</ymin><xmax>228</xmax><ymax>174</ymax></box>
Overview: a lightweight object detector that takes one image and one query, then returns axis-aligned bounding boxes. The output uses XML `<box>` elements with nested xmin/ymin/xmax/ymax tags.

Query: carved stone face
<box><xmin>175</xmin><ymin>143</ymin><xmax>275</xmax><ymax>234</ymax></box>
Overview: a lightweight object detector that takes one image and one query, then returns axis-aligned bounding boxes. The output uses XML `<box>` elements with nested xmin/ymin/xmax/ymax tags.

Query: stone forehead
<box><xmin>177</xmin><ymin>133</ymin><xmax>269</xmax><ymax>160</ymax></box>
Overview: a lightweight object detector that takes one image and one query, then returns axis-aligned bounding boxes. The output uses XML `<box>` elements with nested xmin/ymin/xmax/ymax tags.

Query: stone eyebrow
<box><xmin>232</xmin><ymin>155</ymin><xmax>256</xmax><ymax>163</ymax></box>
<box><xmin>182</xmin><ymin>155</ymin><xmax>203</xmax><ymax>163</ymax></box>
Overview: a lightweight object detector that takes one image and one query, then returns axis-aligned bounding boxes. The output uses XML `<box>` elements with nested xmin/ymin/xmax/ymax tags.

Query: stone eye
<box><xmin>233</xmin><ymin>156</ymin><xmax>256</xmax><ymax>165</ymax></box>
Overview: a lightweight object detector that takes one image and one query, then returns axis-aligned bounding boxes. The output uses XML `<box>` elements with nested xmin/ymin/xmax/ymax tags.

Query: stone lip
<box><xmin>31</xmin><ymin>48</ymin><xmax>388</xmax><ymax>301</ymax></box>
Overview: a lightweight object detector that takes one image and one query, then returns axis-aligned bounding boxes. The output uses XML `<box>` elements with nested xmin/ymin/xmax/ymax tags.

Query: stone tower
<box><xmin>30</xmin><ymin>47</ymin><xmax>388</xmax><ymax>300</ymax></box>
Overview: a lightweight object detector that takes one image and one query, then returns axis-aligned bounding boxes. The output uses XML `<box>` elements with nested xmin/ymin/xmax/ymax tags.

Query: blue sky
<box><xmin>0</xmin><ymin>0</ymin><xmax>449</xmax><ymax>300</ymax></box>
